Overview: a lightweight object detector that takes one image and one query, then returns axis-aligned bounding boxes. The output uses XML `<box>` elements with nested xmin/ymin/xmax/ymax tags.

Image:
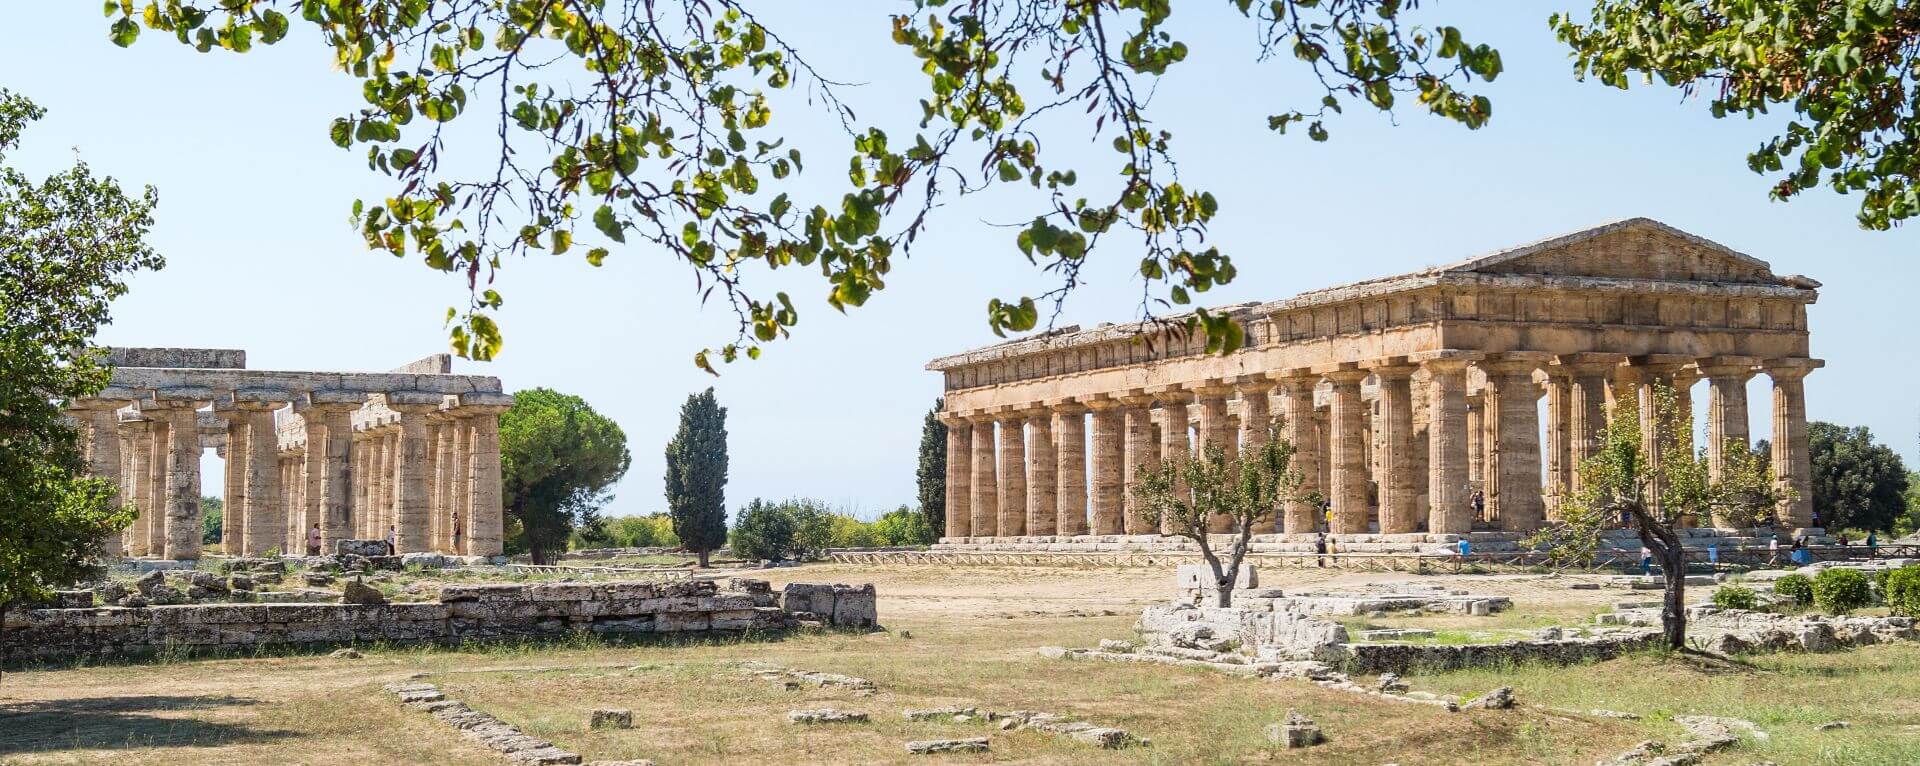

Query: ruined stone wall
<box><xmin>1</xmin><ymin>579</ymin><xmax>877</xmax><ymax>662</ymax></box>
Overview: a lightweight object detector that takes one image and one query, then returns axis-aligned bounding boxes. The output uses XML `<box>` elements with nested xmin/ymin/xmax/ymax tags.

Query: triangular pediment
<box><xmin>1437</xmin><ymin>218</ymin><xmax>1805</xmax><ymax>286</ymax></box>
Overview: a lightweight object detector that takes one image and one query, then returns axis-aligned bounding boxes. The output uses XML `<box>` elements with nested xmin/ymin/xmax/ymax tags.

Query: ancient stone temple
<box><xmin>927</xmin><ymin>219</ymin><xmax>1822</xmax><ymax>547</ymax></box>
<box><xmin>66</xmin><ymin>348</ymin><xmax>512</xmax><ymax>561</ymax></box>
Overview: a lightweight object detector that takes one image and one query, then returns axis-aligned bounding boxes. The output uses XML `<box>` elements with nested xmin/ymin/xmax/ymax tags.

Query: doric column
<box><xmin>293</xmin><ymin>402</ymin><xmax>327</xmax><ymax>552</ymax></box>
<box><xmin>308</xmin><ymin>392</ymin><xmax>361</xmax><ymax>553</ymax></box>
<box><xmin>968</xmin><ymin>413</ymin><xmax>998</xmax><ymax>537</ymax></box>
<box><xmin>71</xmin><ymin>396</ymin><xmax>131</xmax><ymax>557</ymax></box>
<box><xmin>1480</xmin><ymin>357</ymin><xmax>1547</xmax><ymax>533</ymax></box>
<box><xmin>1367</xmin><ymin>362</ymin><xmax>1419</xmax><ymax>534</ymax></box>
<box><xmin>1023</xmin><ymin>407</ymin><xmax>1057</xmax><ymax>536</ymax></box>
<box><xmin>444</xmin><ymin>407</ymin><xmax>473</xmax><ymax>553</ymax></box>
<box><xmin>1673</xmin><ymin>366</ymin><xmax>1701</xmax><ymax>452</ymax></box>
<box><xmin>145</xmin><ymin>416</ymin><xmax>169</xmax><ymax>555</ymax></box>
<box><xmin>427</xmin><ymin>414</ymin><xmax>448</xmax><ymax>551</ymax></box>
<box><xmin>1700</xmin><ymin>358</ymin><xmax>1758</xmax><ymax>483</ymax></box>
<box><xmin>212</xmin><ymin>404</ymin><xmax>247</xmax><ymax>555</ymax></box>
<box><xmin>1120</xmin><ymin>393</ymin><xmax>1159</xmax><ymax>535</ymax></box>
<box><xmin>1155</xmin><ymin>389</ymin><xmax>1194</xmax><ymax>535</ymax></box>
<box><xmin>939</xmin><ymin>413</ymin><xmax>972</xmax><ymax>539</ymax></box>
<box><xmin>1561</xmin><ymin>356</ymin><xmax>1617</xmax><ymax>498</ymax></box>
<box><xmin>1465</xmin><ymin>394</ymin><xmax>1485</xmax><ymax>491</ymax></box>
<box><xmin>1086</xmin><ymin>398</ymin><xmax>1125</xmax><ymax>535</ymax></box>
<box><xmin>1767</xmin><ymin>359</ymin><xmax>1821</xmax><ymax>529</ymax></box>
<box><xmin>995</xmin><ymin>411</ymin><xmax>1028</xmax><ymax>537</ymax></box>
<box><xmin>154</xmin><ymin>390</ymin><xmax>211</xmax><ymax>560</ymax></box>
<box><xmin>385</xmin><ymin>393</ymin><xmax>439</xmax><ymax>553</ymax></box>
<box><xmin>1543</xmin><ymin>373</ymin><xmax>1571</xmax><ymax>519</ymax></box>
<box><xmin>1235</xmin><ymin>377</ymin><xmax>1277</xmax><ymax>532</ymax></box>
<box><xmin>1273</xmin><ymin>374</ymin><xmax>1322</xmax><ymax>534</ymax></box>
<box><xmin>1422</xmin><ymin>358</ymin><xmax>1472</xmax><ymax>534</ymax></box>
<box><xmin>461</xmin><ymin>392</ymin><xmax>512</xmax><ymax>557</ymax></box>
<box><xmin>377</xmin><ymin>425</ymin><xmax>398</xmax><ymax>541</ymax></box>
<box><xmin>118</xmin><ymin>416</ymin><xmax>152</xmax><ymax>555</ymax></box>
<box><xmin>1625</xmin><ymin>357</ymin><xmax>1686</xmax><ymax>519</ymax></box>
<box><xmin>1051</xmin><ymin>400</ymin><xmax>1088</xmax><ymax>536</ymax></box>
<box><xmin>1193</xmin><ymin>382</ymin><xmax>1236</xmax><ymax>533</ymax></box>
<box><xmin>235</xmin><ymin>390</ymin><xmax>286</xmax><ymax>557</ymax></box>
<box><xmin>351</xmin><ymin>429</ymin><xmax>370</xmax><ymax>538</ymax></box>
<box><xmin>1324</xmin><ymin>368</ymin><xmax>1369</xmax><ymax>534</ymax></box>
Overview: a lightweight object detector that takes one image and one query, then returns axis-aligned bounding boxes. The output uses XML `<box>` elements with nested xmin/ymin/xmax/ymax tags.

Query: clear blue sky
<box><xmin>7</xmin><ymin>4</ymin><xmax>1915</xmax><ymax>518</ymax></box>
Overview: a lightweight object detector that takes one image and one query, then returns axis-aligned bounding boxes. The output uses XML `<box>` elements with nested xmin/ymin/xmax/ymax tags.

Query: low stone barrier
<box><xmin>1</xmin><ymin>579</ymin><xmax>877</xmax><ymax>662</ymax></box>
<box><xmin>1339</xmin><ymin>632</ymin><xmax>1663</xmax><ymax>674</ymax></box>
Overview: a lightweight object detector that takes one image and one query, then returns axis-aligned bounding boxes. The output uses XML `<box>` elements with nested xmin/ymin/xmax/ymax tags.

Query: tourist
<box><xmin>1471</xmin><ymin>490</ymin><xmax>1485</xmax><ymax>520</ymax></box>
<box><xmin>1769</xmin><ymin>536</ymin><xmax>1780</xmax><ymax>565</ymax></box>
<box><xmin>1457</xmin><ymin>537</ymin><xmax>1471</xmax><ymax>558</ymax></box>
<box><xmin>1868</xmin><ymin>530</ymin><xmax>1878</xmax><ymax>558</ymax></box>
<box><xmin>1640</xmin><ymin>545</ymin><xmax>1652</xmax><ymax>576</ymax></box>
<box><xmin>385</xmin><ymin>525</ymin><xmax>397</xmax><ymax>555</ymax></box>
<box><xmin>306</xmin><ymin>524</ymin><xmax>321</xmax><ymax>556</ymax></box>
<box><xmin>1708</xmin><ymin>543</ymin><xmax>1719</xmax><ymax>568</ymax></box>
<box><xmin>1314</xmin><ymin>532</ymin><xmax>1327</xmax><ymax>568</ymax></box>
<box><xmin>452</xmin><ymin>512</ymin><xmax>462</xmax><ymax>551</ymax></box>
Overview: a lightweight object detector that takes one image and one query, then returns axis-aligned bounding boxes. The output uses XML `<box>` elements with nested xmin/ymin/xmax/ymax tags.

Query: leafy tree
<box><xmin>786</xmin><ymin>498</ymin><xmax>836</xmax><ymax>560</ymax></box>
<box><xmin>597</xmin><ymin>513</ymin><xmax>680</xmax><ymax>548</ymax></box>
<box><xmin>665</xmin><ymin>388</ymin><xmax>728</xmax><ymax>566</ymax></box>
<box><xmin>201</xmin><ymin>497</ymin><xmax>223</xmax><ymax>545</ymax></box>
<box><xmin>109</xmin><ymin>2</ymin><xmax>1501</xmax><ymax>367</ymax></box>
<box><xmin>872</xmin><ymin>505</ymin><xmax>937</xmax><ymax>547</ymax></box>
<box><xmin>915</xmin><ymin>398</ymin><xmax>947</xmax><ymax>537</ymax></box>
<box><xmin>1899</xmin><ymin>472</ymin><xmax>1920</xmax><ymax>538</ymax></box>
<box><xmin>730</xmin><ymin>498</ymin><xmax>797</xmax><ymax>561</ymax></box>
<box><xmin>501</xmin><ymin>388</ymin><xmax>632</xmax><ymax>563</ymax></box>
<box><xmin>1132</xmin><ymin>426</ymin><xmax>1301</xmax><ymax>607</ymax></box>
<box><xmin>0</xmin><ymin>89</ymin><xmax>157</xmax><ymax>677</ymax></box>
<box><xmin>1774</xmin><ymin>573</ymin><xmax>1815</xmax><ymax>607</ymax></box>
<box><xmin>1555</xmin><ymin>3</ymin><xmax>1920</xmax><ymax>229</ymax></box>
<box><xmin>1808</xmin><ymin>422</ymin><xmax>1909</xmax><ymax>532</ymax></box>
<box><xmin>1534</xmin><ymin>385</ymin><xmax>1782</xmax><ymax>649</ymax></box>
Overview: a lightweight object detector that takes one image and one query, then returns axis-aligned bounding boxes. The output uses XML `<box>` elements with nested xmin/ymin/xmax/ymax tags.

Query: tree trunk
<box><xmin>1660</xmin><ymin>548</ymin><xmax>1688</xmax><ymax>649</ymax></box>
<box><xmin>0</xmin><ymin>601</ymin><xmax>11</xmax><ymax>685</ymax></box>
<box><xmin>697</xmin><ymin>548</ymin><xmax>711</xmax><ymax>568</ymax></box>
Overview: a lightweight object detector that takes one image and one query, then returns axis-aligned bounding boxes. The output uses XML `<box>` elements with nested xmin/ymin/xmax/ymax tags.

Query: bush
<box><xmin>787</xmin><ymin>499</ymin><xmax>835</xmax><ymax>559</ymax></box>
<box><xmin>730</xmin><ymin>499</ymin><xmax>797</xmax><ymax>561</ymax></box>
<box><xmin>1711</xmin><ymin>585</ymin><xmax>1760</xmax><ymax>611</ymax></box>
<box><xmin>829</xmin><ymin>513</ymin><xmax>880</xmax><ymax>548</ymax></box>
<box><xmin>1812</xmin><ymin>567</ymin><xmax>1873</xmax><ymax>615</ymax></box>
<box><xmin>604</xmin><ymin>514</ymin><xmax>679</xmax><ymax>548</ymax></box>
<box><xmin>1884</xmin><ymin>566</ymin><xmax>1920</xmax><ymax>617</ymax></box>
<box><xmin>1774</xmin><ymin>573</ymin><xmax>1815</xmax><ymax>606</ymax></box>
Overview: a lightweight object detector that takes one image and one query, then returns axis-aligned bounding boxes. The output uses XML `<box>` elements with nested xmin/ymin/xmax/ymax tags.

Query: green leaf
<box><xmin>110</xmin><ymin>17</ymin><xmax>139</xmax><ymax>47</ymax></box>
<box><xmin>593</xmin><ymin>205</ymin><xmax>624</xmax><ymax>242</ymax></box>
<box><xmin>585</xmin><ymin>247</ymin><xmax>609</xmax><ymax>267</ymax></box>
<box><xmin>329</xmin><ymin>119</ymin><xmax>352</xmax><ymax>148</ymax></box>
<box><xmin>259</xmin><ymin>9</ymin><xmax>289</xmax><ymax>44</ymax></box>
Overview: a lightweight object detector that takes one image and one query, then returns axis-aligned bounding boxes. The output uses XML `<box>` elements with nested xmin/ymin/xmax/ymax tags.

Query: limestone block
<box><xmin>830</xmin><ymin>584</ymin><xmax>878</xmax><ymax>629</ymax></box>
<box><xmin>587</xmin><ymin>709</ymin><xmax>633</xmax><ymax>730</ymax></box>
<box><xmin>906</xmin><ymin>738</ymin><xmax>989</xmax><ymax>754</ymax></box>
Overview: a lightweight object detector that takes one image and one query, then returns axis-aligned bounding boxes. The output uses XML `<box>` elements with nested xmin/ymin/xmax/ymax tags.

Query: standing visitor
<box><xmin>1640</xmin><ymin>545</ymin><xmax>1652</xmax><ymax>576</ymax></box>
<box><xmin>1314</xmin><ymin>532</ymin><xmax>1327</xmax><ymax>568</ymax></box>
<box><xmin>1769</xmin><ymin>536</ymin><xmax>1780</xmax><ymax>565</ymax></box>
<box><xmin>306</xmin><ymin>524</ymin><xmax>322</xmax><ymax>556</ymax></box>
<box><xmin>385</xmin><ymin>525</ymin><xmax>398</xmax><ymax>555</ymax></box>
<box><xmin>1868</xmin><ymin>530</ymin><xmax>1879</xmax><ymax>559</ymax></box>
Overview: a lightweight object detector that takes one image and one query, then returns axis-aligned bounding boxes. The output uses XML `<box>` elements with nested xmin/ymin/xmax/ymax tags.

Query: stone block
<box><xmin>906</xmin><ymin>738</ymin><xmax>989</xmax><ymax>754</ymax></box>
<box><xmin>1266</xmin><ymin>710</ymin><xmax>1322</xmax><ymax>748</ymax></box>
<box><xmin>587</xmin><ymin>709</ymin><xmax>633</xmax><ymax>730</ymax></box>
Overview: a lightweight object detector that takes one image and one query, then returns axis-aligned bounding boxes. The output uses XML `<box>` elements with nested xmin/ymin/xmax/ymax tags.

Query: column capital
<box><xmin>1268</xmin><ymin>369</ymin><xmax>1320</xmax><ymax>392</ymax></box>
<box><xmin>1311</xmin><ymin>361</ymin><xmax>1366</xmax><ymax>383</ymax></box>
<box><xmin>1763</xmin><ymin>357</ymin><xmax>1824</xmax><ymax>380</ymax></box>
<box><xmin>1361</xmin><ymin>357</ymin><xmax>1418</xmax><ymax>378</ymax></box>
<box><xmin>456</xmin><ymin>391</ymin><xmax>515</xmax><ymax>414</ymax></box>
<box><xmin>936</xmin><ymin>410</ymin><xmax>972</xmax><ymax>428</ymax></box>
<box><xmin>1145</xmin><ymin>384</ymin><xmax>1193</xmax><ymax>403</ymax></box>
<box><xmin>1408</xmin><ymin>349</ymin><xmax>1485</xmax><ymax>364</ymax></box>
<box><xmin>1477</xmin><ymin>353</ymin><xmax>1551</xmax><ymax>378</ymax></box>
<box><xmin>1419</xmin><ymin>356</ymin><xmax>1473</xmax><ymax>374</ymax></box>
<box><xmin>1696</xmin><ymin>356</ymin><xmax>1760</xmax><ymax>380</ymax></box>
<box><xmin>1625</xmin><ymin>354</ymin><xmax>1695</xmax><ymax>375</ymax></box>
<box><xmin>1185</xmin><ymin>378</ymin><xmax>1236</xmax><ymax>398</ymax></box>
<box><xmin>145</xmin><ymin>387</ymin><xmax>215</xmax><ymax>410</ymax></box>
<box><xmin>1548</xmin><ymin>353</ymin><xmax>1626</xmax><ymax>377</ymax></box>
<box><xmin>1117</xmin><ymin>389</ymin><xmax>1157</xmax><ymax>407</ymax></box>
<box><xmin>1043</xmin><ymin>397</ymin><xmax>1087</xmax><ymax>415</ymax></box>
<box><xmin>1080</xmin><ymin>394</ymin><xmax>1125</xmax><ymax>412</ymax></box>
<box><xmin>1230</xmin><ymin>374</ymin><xmax>1275</xmax><ymax>395</ymax></box>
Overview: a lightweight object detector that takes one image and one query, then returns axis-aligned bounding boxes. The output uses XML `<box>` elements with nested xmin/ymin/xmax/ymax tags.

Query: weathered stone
<box><xmin>341</xmin><ymin>580</ymin><xmax>388</xmax><ymax>606</ymax></box>
<box><xmin>903</xmin><ymin>706</ymin><xmax>977</xmax><ymax>721</ymax></box>
<box><xmin>905</xmin><ymin>738</ymin><xmax>989</xmax><ymax>754</ymax></box>
<box><xmin>1463</xmin><ymin>686</ymin><xmax>1515</xmax><ymax>710</ymax></box>
<box><xmin>587</xmin><ymin>709</ymin><xmax>633</xmax><ymax>730</ymax></box>
<box><xmin>330</xmin><ymin>648</ymin><xmax>363</xmax><ymax>659</ymax></box>
<box><xmin>1265</xmin><ymin>710</ymin><xmax>1322</xmax><ymax>748</ymax></box>
<box><xmin>787</xmin><ymin>708</ymin><xmax>868</xmax><ymax>724</ymax></box>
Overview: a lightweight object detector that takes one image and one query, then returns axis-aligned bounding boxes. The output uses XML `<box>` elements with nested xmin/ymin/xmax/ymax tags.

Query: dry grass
<box><xmin>3</xmin><ymin>564</ymin><xmax>1916</xmax><ymax>764</ymax></box>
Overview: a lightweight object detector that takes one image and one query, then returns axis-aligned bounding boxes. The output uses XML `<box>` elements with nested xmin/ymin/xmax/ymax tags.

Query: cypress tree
<box><xmin>915</xmin><ymin>397</ymin><xmax>947</xmax><ymax>536</ymax></box>
<box><xmin>665</xmin><ymin>388</ymin><xmax>729</xmax><ymax>566</ymax></box>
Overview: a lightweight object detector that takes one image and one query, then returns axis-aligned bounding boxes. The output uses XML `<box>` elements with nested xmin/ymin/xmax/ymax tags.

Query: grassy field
<box><xmin>3</xmin><ymin>564</ymin><xmax>1916</xmax><ymax>764</ymax></box>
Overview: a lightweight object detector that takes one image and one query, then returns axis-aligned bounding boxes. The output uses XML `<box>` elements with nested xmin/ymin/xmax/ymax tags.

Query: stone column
<box><xmin>73</xmin><ymin>400</ymin><xmax>128</xmax><ymax>557</ymax></box>
<box><xmin>940</xmin><ymin>414</ymin><xmax>972</xmax><ymax>539</ymax></box>
<box><xmin>1673</xmin><ymin>367</ymin><xmax>1701</xmax><ymax>452</ymax></box>
<box><xmin>445</xmin><ymin>409</ymin><xmax>473</xmax><ymax>554</ymax></box>
<box><xmin>1543</xmin><ymin>373</ymin><xmax>1571</xmax><ymax>519</ymax></box>
<box><xmin>1563</xmin><ymin>358</ymin><xmax>1615</xmax><ymax>499</ymax></box>
<box><xmin>1368</xmin><ymin>363</ymin><xmax>1418</xmax><ymax>534</ymax></box>
<box><xmin>428</xmin><ymin>415</ymin><xmax>448</xmax><ymax>551</ymax></box>
<box><xmin>386</xmin><ymin>394</ymin><xmax>441</xmax><ymax>553</ymax></box>
<box><xmin>1120</xmin><ymin>394</ymin><xmax>1159</xmax><ymax>535</ymax></box>
<box><xmin>969</xmin><ymin>414</ymin><xmax>998</xmax><ymax>537</ymax></box>
<box><xmin>464</xmin><ymin>397</ymin><xmax>510</xmax><ymax>558</ymax></box>
<box><xmin>1465</xmin><ymin>395</ymin><xmax>1484</xmax><ymax>492</ymax></box>
<box><xmin>1236</xmin><ymin>378</ymin><xmax>1277</xmax><ymax>532</ymax></box>
<box><xmin>1052</xmin><ymin>401</ymin><xmax>1088</xmax><ymax>536</ymax></box>
<box><xmin>1325</xmin><ymin>368</ymin><xmax>1369</xmax><ymax>534</ymax></box>
<box><xmin>1194</xmin><ymin>383</ymin><xmax>1236</xmax><ymax>532</ymax></box>
<box><xmin>236</xmin><ymin>393</ymin><xmax>286</xmax><ymax>557</ymax></box>
<box><xmin>146</xmin><ymin>417</ymin><xmax>169</xmax><ymax>555</ymax></box>
<box><xmin>1700</xmin><ymin>359</ymin><xmax>1757</xmax><ymax>484</ymax></box>
<box><xmin>1423</xmin><ymin>359</ymin><xmax>1472</xmax><ymax>534</ymax></box>
<box><xmin>1024</xmin><ymin>407</ymin><xmax>1057</xmax><ymax>537</ymax></box>
<box><xmin>119</xmin><ymin>417</ymin><xmax>152</xmax><ymax>555</ymax></box>
<box><xmin>351</xmin><ymin>430</ymin><xmax>370</xmax><ymax>538</ymax></box>
<box><xmin>1481</xmin><ymin>358</ymin><xmax>1546</xmax><ymax>533</ymax></box>
<box><xmin>1767</xmin><ymin>360</ymin><xmax>1820</xmax><ymax>529</ymax></box>
<box><xmin>1155</xmin><ymin>390</ymin><xmax>1194</xmax><ymax>535</ymax></box>
<box><xmin>213</xmin><ymin>404</ymin><xmax>247</xmax><ymax>555</ymax></box>
<box><xmin>1627</xmin><ymin>360</ymin><xmax>1683</xmax><ymax>519</ymax></box>
<box><xmin>378</xmin><ymin>425</ymin><xmax>398</xmax><ymax>541</ymax></box>
<box><xmin>1274</xmin><ymin>375</ymin><xmax>1321</xmax><ymax>534</ymax></box>
<box><xmin>996</xmin><ymin>412</ymin><xmax>1028</xmax><ymax>537</ymax></box>
<box><xmin>1086</xmin><ymin>399</ymin><xmax>1125</xmax><ymax>535</ymax></box>
<box><xmin>311</xmin><ymin>393</ymin><xmax>361</xmax><ymax>553</ymax></box>
<box><xmin>293</xmin><ymin>403</ymin><xmax>327</xmax><ymax>553</ymax></box>
<box><xmin>155</xmin><ymin>392</ymin><xmax>210</xmax><ymax>561</ymax></box>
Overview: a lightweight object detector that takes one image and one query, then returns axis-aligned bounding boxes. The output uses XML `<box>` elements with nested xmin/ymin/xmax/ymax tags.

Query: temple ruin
<box><xmin>927</xmin><ymin>218</ymin><xmax>1822</xmax><ymax>547</ymax></box>
<box><xmin>67</xmin><ymin>348</ymin><xmax>512</xmax><ymax>561</ymax></box>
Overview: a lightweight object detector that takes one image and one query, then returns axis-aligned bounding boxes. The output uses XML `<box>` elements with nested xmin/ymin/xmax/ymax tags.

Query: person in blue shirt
<box><xmin>1867</xmin><ymin>531</ymin><xmax>1879</xmax><ymax>559</ymax></box>
<box><xmin>1457</xmin><ymin>538</ymin><xmax>1471</xmax><ymax>557</ymax></box>
<box><xmin>1708</xmin><ymin>543</ymin><xmax>1719</xmax><ymax>567</ymax></box>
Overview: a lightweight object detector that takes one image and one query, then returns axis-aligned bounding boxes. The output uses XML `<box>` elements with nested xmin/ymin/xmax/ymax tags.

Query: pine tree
<box><xmin>915</xmin><ymin>397</ymin><xmax>947</xmax><ymax>537</ymax></box>
<box><xmin>665</xmin><ymin>388</ymin><xmax>729</xmax><ymax>566</ymax></box>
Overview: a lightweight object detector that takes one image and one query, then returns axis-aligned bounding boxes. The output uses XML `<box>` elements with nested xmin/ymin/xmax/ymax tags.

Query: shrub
<box><xmin>604</xmin><ymin>514</ymin><xmax>679</xmax><ymax>548</ymax></box>
<box><xmin>1812</xmin><ymin>567</ymin><xmax>1873</xmax><ymax>615</ymax></box>
<box><xmin>1711</xmin><ymin>585</ymin><xmax>1759</xmax><ymax>611</ymax></box>
<box><xmin>828</xmin><ymin>513</ymin><xmax>880</xmax><ymax>548</ymax></box>
<box><xmin>787</xmin><ymin>499</ymin><xmax>835</xmax><ymax>559</ymax></box>
<box><xmin>1884</xmin><ymin>566</ymin><xmax>1920</xmax><ymax>617</ymax></box>
<box><xmin>730</xmin><ymin>499</ymin><xmax>797</xmax><ymax>561</ymax></box>
<box><xmin>1773</xmin><ymin>573</ymin><xmax>1815</xmax><ymax>606</ymax></box>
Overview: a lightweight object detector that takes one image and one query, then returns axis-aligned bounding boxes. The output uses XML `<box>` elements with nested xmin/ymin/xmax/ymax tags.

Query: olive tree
<box><xmin>1131</xmin><ymin>426</ymin><xmax>1301</xmax><ymax>607</ymax></box>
